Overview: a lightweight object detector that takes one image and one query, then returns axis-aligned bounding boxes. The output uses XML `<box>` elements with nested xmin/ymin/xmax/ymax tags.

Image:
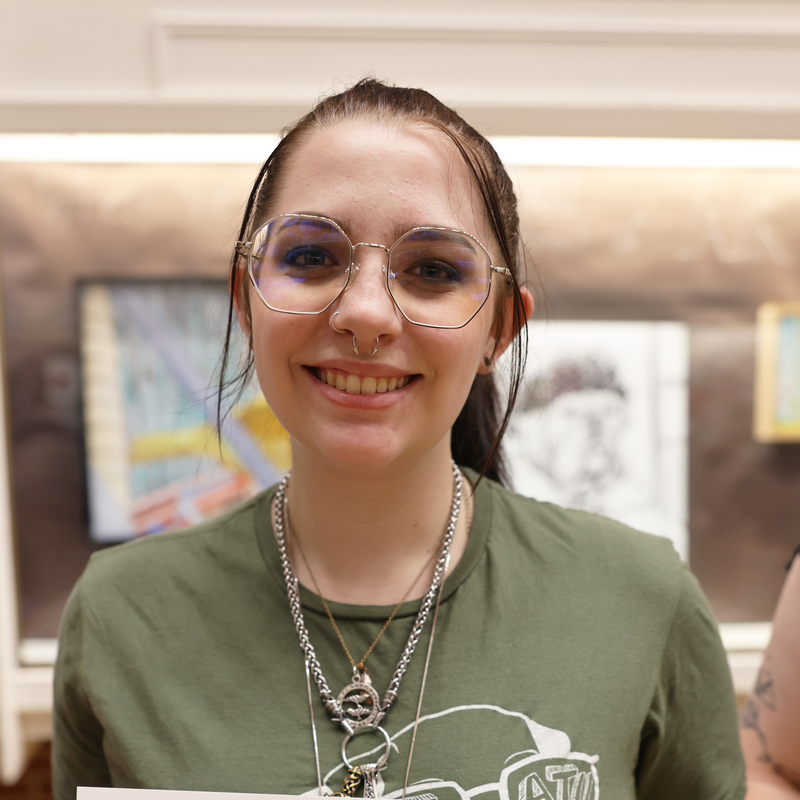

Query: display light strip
<box><xmin>491</xmin><ymin>137</ymin><xmax>800</xmax><ymax>169</ymax></box>
<box><xmin>0</xmin><ymin>134</ymin><xmax>280</xmax><ymax>164</ymax></box>
<box><xmin>1</xmin><ymin>133</ymin><xmax>800</xmax><ymax>168</ymax></box>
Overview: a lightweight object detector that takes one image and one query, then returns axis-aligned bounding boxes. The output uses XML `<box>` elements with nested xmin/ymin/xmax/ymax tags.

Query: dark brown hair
<box><xmin>218</xmin><ymin>79</ymin><xmax>530</xmax><ymax>486</ymax></box>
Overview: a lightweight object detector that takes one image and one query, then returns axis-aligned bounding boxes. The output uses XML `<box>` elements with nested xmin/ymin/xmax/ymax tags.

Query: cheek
<box><xmin>432</xmin><ymin>327</ymin><xmax>491</xmax><ymax>401</ymax></box>
<box><xmin>248</xmin><ymin>312</ymin><xmax>296</xmax><ymax>400</ymax></box>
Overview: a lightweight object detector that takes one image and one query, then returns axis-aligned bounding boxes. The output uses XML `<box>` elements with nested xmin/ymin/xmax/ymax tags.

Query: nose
<box><xmin>331</xmin><ymin>243</ymin><xmax>403</xmax><ymax>346</ymax></box>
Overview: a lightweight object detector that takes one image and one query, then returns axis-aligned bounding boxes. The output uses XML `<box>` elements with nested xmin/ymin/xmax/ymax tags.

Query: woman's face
<box><xmin>244</xmin><ymin>120</ymin><xmax>505</xmax><ymax>474</ymax></box>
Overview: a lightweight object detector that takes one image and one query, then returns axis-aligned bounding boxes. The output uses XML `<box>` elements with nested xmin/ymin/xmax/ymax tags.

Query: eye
<box><xmin>283</xmin><ymin>245</ymin><xmax>339</xmax><ymax>271</ymax></box>
<box><xmin>406</xmin><ymin>259</ymin><xmax>463</xmax><ymax>288</ymax></box>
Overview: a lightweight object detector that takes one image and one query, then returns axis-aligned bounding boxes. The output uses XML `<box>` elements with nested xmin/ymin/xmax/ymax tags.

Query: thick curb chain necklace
<box><xmin>273</xmin><ymin>462</ymin><xmax>462</xmax><ymax>790</ymax></box>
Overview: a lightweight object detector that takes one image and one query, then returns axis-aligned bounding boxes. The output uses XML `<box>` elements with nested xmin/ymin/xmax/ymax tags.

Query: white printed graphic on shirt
<box><xmin>305</xmin><ymin>704</ymin><xmax>599</xmax><ymax>800</ymax></box>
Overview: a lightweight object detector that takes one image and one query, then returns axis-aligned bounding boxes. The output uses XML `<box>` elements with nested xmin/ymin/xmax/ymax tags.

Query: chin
<box><xmin>320</xmin><ymin>439</ymin><xmax>407</xmax><ymax>474</ymax></box>
<box><xmin>297</xmin><ymin>426</ymin><xmax>441</xmax><ymax>475</ymax></box>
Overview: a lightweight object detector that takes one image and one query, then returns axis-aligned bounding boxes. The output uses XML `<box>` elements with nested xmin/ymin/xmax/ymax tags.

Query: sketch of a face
<box><xmin>541</xmin><ymin>387</ymin><xmax>627</xmax><ymax>506</ymax></box>
<box><xmin>513</xmin><ymin>357</ymin><xmax>628</xmax><ymax>510</ymax></box>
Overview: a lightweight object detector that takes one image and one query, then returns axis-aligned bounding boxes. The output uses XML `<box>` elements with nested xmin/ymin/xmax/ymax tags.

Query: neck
<box><xmin>279</xmin><ymin>445</ymin><xmax>471</xmax><ymax>605</ymax></box>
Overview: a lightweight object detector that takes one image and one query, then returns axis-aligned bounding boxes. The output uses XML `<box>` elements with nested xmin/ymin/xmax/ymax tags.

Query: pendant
<box><xmin>361</xmin><ymin>765</ymin><xmax>379</xmax><ymax>798</ymax></box>
<box><xmin>332</xmin><ymin>766</ymin><xmax>363</xmax><ymax>797</ymax></box>
<box><xmin>337</xmin><ymin>668</ymin><xmax>381</xmax><ymax>731</ymax></box>
<box><xmin>340</xmin><ymin>724</ymin><xmax>392</xmax><ymax>798</ymax></box>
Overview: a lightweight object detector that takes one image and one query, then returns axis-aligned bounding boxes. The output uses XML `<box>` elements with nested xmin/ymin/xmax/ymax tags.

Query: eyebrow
<box><xmin>291</xmin><ymin>211</ymin><xmax>457</xmax><ymax>245</ymax></box>
<box><xmin>290</xmin><ymin>212</ymin><xmax>360</xmax><ymax>239</ymax></box>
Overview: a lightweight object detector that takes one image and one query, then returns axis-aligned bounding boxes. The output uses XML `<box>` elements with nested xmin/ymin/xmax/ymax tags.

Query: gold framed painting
<box><xmin>754</xmin><ymin>302</ymin><xmax>800</xmax><ymax>442</ymax></box>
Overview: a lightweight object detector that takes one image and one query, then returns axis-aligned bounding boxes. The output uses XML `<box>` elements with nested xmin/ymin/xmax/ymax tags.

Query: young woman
<box><xmin>53</xmin><ymin>81</ymin><xmax>745</xmax><ymax>800</ymax></box>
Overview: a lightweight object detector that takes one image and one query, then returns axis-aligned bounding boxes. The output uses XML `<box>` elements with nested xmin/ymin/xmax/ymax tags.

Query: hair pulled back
<box><xmin>219</xmin><ymin>79</ymin><xmax>529</xmax><ymax>486</ymax></box>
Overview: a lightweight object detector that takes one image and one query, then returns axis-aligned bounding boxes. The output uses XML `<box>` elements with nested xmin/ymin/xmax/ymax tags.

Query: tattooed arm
<box><xmin>741</xmin><ymin>554</ymin><xmax>800</xmax><ymax>799</ymax></box>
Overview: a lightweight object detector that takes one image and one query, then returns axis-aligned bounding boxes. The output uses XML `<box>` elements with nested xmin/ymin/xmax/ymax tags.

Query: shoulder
<box><xmin>482</xmin><ymin>477</ymin><xmax>681</xmax><ymax>578</ymax></box>
<box><xmin>474</xmin><ymin>475</ymin><xmax>690</xmax><ymax>635</ymax></box>
<box><xmin>75</xmin><ymin>487</ymin><xmax>276</xmax><ymax>607</ymax></box>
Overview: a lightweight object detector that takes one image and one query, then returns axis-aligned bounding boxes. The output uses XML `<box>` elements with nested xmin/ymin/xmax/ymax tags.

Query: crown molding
<box><xmin>3</xmin><ymin>101</ymin><xmax>800</xmax><ymax>139</ymax></box>
<box><xmin>151</xmin><ymin>8</ymin><xmax>800</xmax><ymax>45</ymax></box>
<box><xmin>3</xmin><ymin>4</ymin><xmax>800</xmax><ymax>136</ymax></box>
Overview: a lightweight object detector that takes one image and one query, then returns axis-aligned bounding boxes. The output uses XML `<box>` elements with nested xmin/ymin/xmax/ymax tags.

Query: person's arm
<box><xmin>52</xmin><ymin>577</ymin><xmax>112</xmax><ymax>800</ymax></box>
<box><xmin>636</xmin><ymin>565</ymin><xmax>745</xmax><ymax>799</ymax></box>
<box><xmin>740</xmin><ymin>554</ymin><xmax>800</xmax><ymax>800</ymax></box>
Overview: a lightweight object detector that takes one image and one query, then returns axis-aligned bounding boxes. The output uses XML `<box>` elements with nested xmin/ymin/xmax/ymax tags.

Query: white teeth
<box><xmin>316</xmin><ymin>370</ymin><xmax>411</xmax><ymax>395</ymax></box>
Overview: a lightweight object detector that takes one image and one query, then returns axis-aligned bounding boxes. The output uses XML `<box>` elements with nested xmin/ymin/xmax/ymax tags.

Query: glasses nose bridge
<box><xmin>346</xmin><ymin>241</ymin><xmax>391</xmax><ymax>289</ymax></box>
<box><xmin>352</xmin><ymin>241</ymin><xmax>390</xmax><ymax>261</ymax></box>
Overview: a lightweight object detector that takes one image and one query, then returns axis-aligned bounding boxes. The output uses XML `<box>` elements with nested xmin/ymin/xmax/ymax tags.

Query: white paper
<box><xmin>503</xmin><ymin>320</ymin><xmax>690</xmax><ymax>559</ymax></box>
<box><xmin>79</xmin><ymin>788</ymin><xmax>308</xmax><ymax>800</ymax></box>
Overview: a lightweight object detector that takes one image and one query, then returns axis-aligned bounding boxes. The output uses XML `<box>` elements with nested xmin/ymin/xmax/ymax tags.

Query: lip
<box><xmin>303</xmin><ymin>366</ymin><xmax>418</xmax><ymax>409</ymax></box>
<box><xmin>309</xmin><ymin>360</ymin><xmax>413</xmax><ymax>380</ymax></box>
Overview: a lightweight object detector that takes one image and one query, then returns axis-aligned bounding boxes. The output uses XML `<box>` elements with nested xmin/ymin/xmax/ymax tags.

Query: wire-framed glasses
<box><xmin>235</xmin><ymin>214</ymin><xmax>512</xmax><ymax>329</ymax></box>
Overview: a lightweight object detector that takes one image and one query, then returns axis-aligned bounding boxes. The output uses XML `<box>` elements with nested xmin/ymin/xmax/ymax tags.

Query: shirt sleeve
<box><xmin>52</xmin><ymin>578</ymin><xmax>112</xmax><ymax>800</ymax></box>
<box><xmin>635</xmin><ymin>565</ymin><xmax>746</xmax><ymax>800</ymax></box>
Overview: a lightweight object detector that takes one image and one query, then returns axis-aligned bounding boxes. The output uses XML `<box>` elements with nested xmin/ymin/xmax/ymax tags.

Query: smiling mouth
<box><xmin>309</xmin><ymin>368</ymin><xmax>418</xmax><ymax>395</ymax></box>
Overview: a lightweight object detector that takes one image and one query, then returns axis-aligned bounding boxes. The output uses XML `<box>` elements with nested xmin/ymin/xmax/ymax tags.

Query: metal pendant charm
<box><xmin>340</xmin><ymin>726</ymin><xmax>391</xmax><ymax>798</ymax></box>
<box><xmin>332</xmin><ymin>765</ymin><xmax>363</xmax><ymax>797</ymax></box>
<box><xmin>337</xmin><ymin>668</ymin><xmax>381</xmax><ymax>731</ymax></box>
<box><xmin>360</xmin><ymin>764</ymin><xmax>379</xmax><ymax>798</ymax></box>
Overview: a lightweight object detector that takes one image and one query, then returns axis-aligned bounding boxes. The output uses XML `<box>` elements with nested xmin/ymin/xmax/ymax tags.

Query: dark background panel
<box><xmin>0</xmin><ymin>163</ymin><xmax>254</xmax><ymax>637</ymax></box>
<box><xmin>1</xmin><ymin>163</ymin><xmax>799</xmax><ymax>636</ymax></box>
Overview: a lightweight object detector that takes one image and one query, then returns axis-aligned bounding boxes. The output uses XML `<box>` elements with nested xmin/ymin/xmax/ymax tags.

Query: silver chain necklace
<box><xmin>273</xmin><ymin>462</ymin><xmax>462</xmax><ymax>792</ymax></box>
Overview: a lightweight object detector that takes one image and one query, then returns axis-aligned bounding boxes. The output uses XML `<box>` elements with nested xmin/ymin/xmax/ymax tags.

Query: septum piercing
<box><xmin>353</xmin><ymin>335</ymin><xmax>380</xmax><ymax>357</ymax></box>
<box><xmin>331</xmin><ymin>311</ymin><xmax>379</xmax><ymax>356</ymax></box>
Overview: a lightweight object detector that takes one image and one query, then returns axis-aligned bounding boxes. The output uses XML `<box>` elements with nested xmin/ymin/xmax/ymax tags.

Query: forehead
<box><xmin>270</xmin><ymin>120</ymin><xmax>488</xmax><ymax>242</ymax></box>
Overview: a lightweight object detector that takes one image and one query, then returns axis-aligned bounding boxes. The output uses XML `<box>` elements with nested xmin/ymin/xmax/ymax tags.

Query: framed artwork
<box><xmin>754</xmin><ymin>302</ymin><xmax>800</xmax><ymax>443</ymax></box>
<box><xmin>79</xmin><ymin>280</ymin><xmax>288</xmax><ymax>542</ymax></box>
<box><xmin>504</xmin><ymin>321</ymin><xmax>689</xmax><ymax>559</ymax></box>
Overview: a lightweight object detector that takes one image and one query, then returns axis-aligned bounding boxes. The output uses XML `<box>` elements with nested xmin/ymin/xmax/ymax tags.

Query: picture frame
<box><xmin>754</xmin><ymin>302</ymin><xmax>800</xmax><ymax>443</ymax></box>
<box><xmin>79</xmin><ymin>279</ymin><xmax>289</xmax><ymax>543</ymax></box>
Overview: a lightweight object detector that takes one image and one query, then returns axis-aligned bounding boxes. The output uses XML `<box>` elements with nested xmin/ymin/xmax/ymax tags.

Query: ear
<box><xmin>478</xmin><ymin>287</ymin><xmax>534</xmax><ymax>374</ymax></box>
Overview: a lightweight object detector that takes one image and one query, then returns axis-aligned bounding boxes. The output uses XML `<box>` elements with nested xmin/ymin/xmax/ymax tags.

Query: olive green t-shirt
<box><xmin>52</xmin><ymin>475</ymin><xmax>745</xmax><ymax>800</ymax></box>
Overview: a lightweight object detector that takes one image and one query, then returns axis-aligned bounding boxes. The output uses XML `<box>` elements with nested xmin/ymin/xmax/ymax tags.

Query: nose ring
<box><xmin>332</xmin><ymin>311</ymin><xmax>379</xmax><ymax>356</ymax></box>
<box><xmin>353</xmin><ymin>335</ymin><xmax>380</xmax><ymax>357</ymax></box>
<box><xmin>330</xmin><ymin>311</ymin><xmax>345</xmax><ymax>334</ymax></box>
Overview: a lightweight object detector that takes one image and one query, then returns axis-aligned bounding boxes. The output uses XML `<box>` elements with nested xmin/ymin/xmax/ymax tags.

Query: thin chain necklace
<box><xmin>305</xmin><ymin>571</ymin><xmax>447</xmax><ymax>798</ymax></box>
<box><xmin>290</xmin><ymin>520</ymin><xmax>439</xmax><ymax>674</ymax></box>
<box><xmin>273</xmin><ymin>462</ymin><xmax>462</xmax><ymax>795</ymax></box>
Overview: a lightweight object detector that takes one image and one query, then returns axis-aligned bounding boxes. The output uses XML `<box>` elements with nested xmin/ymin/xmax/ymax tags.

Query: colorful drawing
<box><xmin>80</xmin><ymin>282</ymin><xmax>289</xmax><ymax>542</ymax></box>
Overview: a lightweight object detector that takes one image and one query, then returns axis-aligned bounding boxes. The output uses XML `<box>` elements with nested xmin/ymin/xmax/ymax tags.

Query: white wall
<box><xmin>3</xmin><ymin>0</ymin><xmax>800</xmax><ymax>136</ymax></box>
